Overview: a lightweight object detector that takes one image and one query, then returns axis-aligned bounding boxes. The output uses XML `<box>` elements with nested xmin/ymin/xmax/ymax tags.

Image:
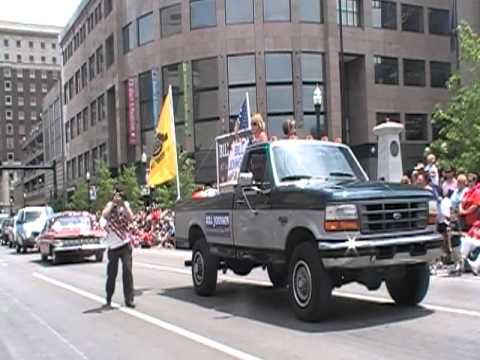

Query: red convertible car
<box><xmin>37</xmin><ymin>212</ymin><xmax>107</xmax><ymax>265</ymax></box>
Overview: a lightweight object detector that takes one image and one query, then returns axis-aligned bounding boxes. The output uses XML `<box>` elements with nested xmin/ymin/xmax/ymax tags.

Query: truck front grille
<box><xmin>360</xmin><ymin>200</ymin><xmax>428</xmax><ymax>234</ymax></box>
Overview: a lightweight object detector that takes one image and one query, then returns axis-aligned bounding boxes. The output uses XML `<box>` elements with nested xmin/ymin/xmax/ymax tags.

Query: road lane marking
<box><xmin>32</xmin><ymin>272</ymin><xmax>263</xmax><ymax>360</ymax></box>
<box><xmin>0</xmin><ymin>288</ymin><xmax>89</xmax><ymax>360</ymax></box>
<box><xmin>135</xmin><ymin>262</ymin><xmax>480</xmax><ymax>319</ymax></box>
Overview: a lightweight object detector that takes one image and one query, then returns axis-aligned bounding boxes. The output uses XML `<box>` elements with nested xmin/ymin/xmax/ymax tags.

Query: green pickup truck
<box><xmin>175</xmin><ymin>140</ymin><xmax>448</xmax><ymax>322</ymax></box>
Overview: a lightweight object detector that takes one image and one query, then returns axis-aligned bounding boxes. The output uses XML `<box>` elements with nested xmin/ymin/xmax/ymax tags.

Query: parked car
<box><xmin>37</xmin><ymin>211</ymin><xmax>107</xmax><ymax>265</ymax></box>
<box><xmin>15</xmin><ymin>206</ymin><xmax>54</xmax><ymax>253</ymax></box>
<box><xmin>0</xmin><ymin>213</ymin><xmax>9</xmax><ymax>241</ymax></box>
<box><xmin>1</xmin><ymin>217</ymin><xmax>14</xmax><ymax>247</ymax></box>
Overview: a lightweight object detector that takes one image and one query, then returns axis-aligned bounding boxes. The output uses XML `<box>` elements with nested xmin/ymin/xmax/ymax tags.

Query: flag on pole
<box><xmin>237</xmin><ymin>93</ymin><xmax>251</xmax><ymax>131</ymax></box>
<box><xmin>148</xmin><ymin>86</ymin><xmax>179</xmax><ymax>191</ymax></box>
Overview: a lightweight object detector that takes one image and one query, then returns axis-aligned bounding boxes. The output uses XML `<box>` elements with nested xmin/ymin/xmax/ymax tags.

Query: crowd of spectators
<box><xmin>128</xmin><ymin>206</ymin><xmax>175</xmax><ymax>249</ymax></box>
<box><xmin>401</xmin><ymin>153</ymin><xmax>480</xmax><ymax>276</ymax></box>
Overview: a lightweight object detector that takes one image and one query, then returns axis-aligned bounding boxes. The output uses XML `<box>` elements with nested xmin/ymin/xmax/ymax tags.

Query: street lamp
<box><xmin>141</xmin><ymin>152</ymin><xmax>148</xmax><ymax>185</ymax></box>
<box><xmin>313</xmin><ymin>84</ymin><xmax>323</xmax><ymax>139</ymax></box>
<box><xmin>85</xmin><ymin>171</ymin><xmax>91</xmax><ymax>212</ymax></box>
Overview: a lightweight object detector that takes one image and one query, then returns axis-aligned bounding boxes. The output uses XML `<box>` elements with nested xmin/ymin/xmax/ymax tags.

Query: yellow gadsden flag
<box><xmin>148</xmin><ymin>86</ymin><xmax>178</xmax><ymax>187</ymax></box>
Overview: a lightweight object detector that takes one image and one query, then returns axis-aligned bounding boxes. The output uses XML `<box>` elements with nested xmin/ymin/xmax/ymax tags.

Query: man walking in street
<box><xmin>100</xmin><ymin>189</ymin><xmax>136</xmax><ymax>308</ymax></box>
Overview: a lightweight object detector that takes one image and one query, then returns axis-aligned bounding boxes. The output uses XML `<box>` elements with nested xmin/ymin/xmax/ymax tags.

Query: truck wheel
<box><xmin>386</xmin><ymin>263</ymin><xmax>430</xmax><ymax>306</ymax></box>
<box><xmin>52</xmin><ymin>252</ymin><xmax>62</xmax><ymax>265</ymax></box>
<box><xmin>192</xmin><ymin>240</ymin><xmax>218</xmax><ymax>296</ymax></box>
<box><xmin>267</xmin><ymin>264</ymin><xmax>288</xmax><ymax>288</ymax></box>
<box><xmin>288</xmin><ymin>242</ymin><xmax>332</xmax><ymax>322</ymax></box>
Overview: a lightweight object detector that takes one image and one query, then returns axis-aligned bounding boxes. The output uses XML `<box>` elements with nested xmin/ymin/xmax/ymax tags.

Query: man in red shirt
<box><xmin>460</xmin><ymin>174</ymin><xmax>480</xmax><ymax>231</ymax></box>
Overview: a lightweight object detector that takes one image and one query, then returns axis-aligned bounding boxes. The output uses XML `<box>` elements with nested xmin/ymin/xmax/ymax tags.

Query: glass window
<box><xmin>161</xmin><ymin>4</ymin><xmax>182</xmax><ymax>37</ymax></box>
<box><xmin>139</xmin><ymin>71</ymin><xmax>154</xmax><ymax>131</ymax></box>
<box><xmin>266</xmin><ymin>53</ymin><xmax>292</xmax><ymax>83</ymax></box>
<box><xmin>374</xmin><ymin>56</ymin><xmax>399</xmax><ymax>85</ymax></box>
<box><xmin>376</xmin><ymin>112</ymin><xmax>401</xmax><ymax>124</ymax></box>
<box><xmin>98</xmin><ymin>94</ymin><xmax>106</xmax><ymax>122</ymax></box>
<box><xmin>301</xmin><ymin>53</ymin><xmax>324</xmax><ymax>82</ymax></box>
<box><xmin>96</xmin><ymin>45</ymin><xmax>104</xmax><ymax>74</ymax></box>
<box><xmin>402</xmin><ymin>4</ymin><xmax>424</xmax><ymax>33</ymax></box>
<box><xmin>337</xmin><ymin>0</ymin><xmax>361</xmax><ymax>26</ymax></box>
<box><xmin>194</xmin><ymin>121</ymin><xmax>222</xmax><ymax>151</ymax></box>
<box><xmin>226</xmin><ymin>0</ymin><xmax>254</xmax><ymax>25</ymax></box>
<box><xmin>106</xmin><ymin>34</ymin><xmax>115</xmax><ymax>68</ymax></box>
<box><xmin>300</xmin><ymin>0</ymin><xmax>322</xmax><ymax>23</ymax></box>
<box><xmin>90</xmin><ymin>100</ymin><xmax>97</xmax><ymax>126</ymax></box>
<box><xmin>83</xmin><ymin>108</ymin><xmax>89</xmax><ymax>131</ymax></box>
<box><xmin>267</xmin><ymin>85</ymin><xmax>294</xmax><ymax>113</ymax></box>
<box><xmin>89</xmin><ymin>54</ymin><xmax>95</xmax><ymax>80</ymax></box>
<box><xmin>228</xmin><ymin>55</ymin><xmax>256</xmax><ymax>85</ymax></box>
<box><xmin>104</xmin><ymin>0</ymin><xmax>113</xmax><ymax>16</ymax></box>
<box><xmin>81</xmin><ymin>63</ymin><xmax>88</xmax><ymax>88</ymax></box>
<box><xmin>229</xmin><ymin>86</ymin><xmax>257</xmax><ymax>116</ymax></box>
<box><xmin>190</xmin><ymin>0</ymin><xmax>217</xmax><ymax>29</ymax></box>
<box><xmin>123</xmin><ymin>22</ymin><xmax>135</xmax><ymax>53</ymax></box>
<box><xmin>405</xmin><ymin>114</ymin><xmax>428</xmax><ymax>141</ymax></box>
<box><xmin>403</xmin><ymin>59</ymin><xmax>425</xmax><ymax>87</ymax></box>
<box><xmin>137</xmin><ymin>12</ymin><xmax>154</xmax><ymax>46</ymax></box>
<box><xmin>428</xmin><ymin>8</ymin><xmax>449</xmax><ymax>35</ymax></box>
<box><xmin>163</xmin><ymin>63</ymin><xmax>186</xmax><ymax>145</ymax></box>
<box><xmin>430</xmin><ymin>61</ymin><xmax>451</xmax><ymax>88</ymax></box>
<box><xmin>372</xmin><ymin>0</ymin><xmax>397</xmax><ymax>29</ymax></box>
<box><xmin>264</xmin><ymin>0</ymin><xmax>290</xmax><ymax>22</ymax></box>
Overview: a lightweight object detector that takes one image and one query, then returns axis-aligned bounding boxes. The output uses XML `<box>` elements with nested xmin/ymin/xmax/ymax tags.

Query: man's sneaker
<box><xmin>125</xmin><ymin>302</ymin><xmax>136</xmax><ymax>309</ymax></box>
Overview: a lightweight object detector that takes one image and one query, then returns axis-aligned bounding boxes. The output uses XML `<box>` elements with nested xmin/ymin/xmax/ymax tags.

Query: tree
<box><xmin>118</xmin><ymin>164</ymin><xmax>142</xmax><ymax>211</ymax></box>
<box><xmin>68</xmin><ymin>180</ymin><xmax>89</xmax><ymax>211</ymax></box>
<box><xmin>432</xmin><ymin>24</ymin><xmax>480</xmax><ymax>172</ymax></box>
<box><xmin>94</xmin><ymin>161</ymin><xmax>115</xmax><ymax>213</ymax></box>
<box><xmin>154</xmin><ymin>149</ymin><xmax>195</xmax><ymax>209</ymax></box>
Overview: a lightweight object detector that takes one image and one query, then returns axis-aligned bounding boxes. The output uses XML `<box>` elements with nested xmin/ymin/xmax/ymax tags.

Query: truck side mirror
<box><xmin>238</xmin><ymin>172</ymin><xmax>254</xmax><ymax>187</ymax></box>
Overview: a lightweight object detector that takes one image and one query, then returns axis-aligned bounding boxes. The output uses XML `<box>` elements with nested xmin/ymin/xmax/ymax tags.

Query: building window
<box><xmin>30</xmin><ymin>70</ymin><xmax>35</xmax><ymax>79</ymax></box>
<box><xmin>401</xmin><ymin>4</ymin><xmax>423</xmax><ymax>33</ymax></box>
<box><xmin>41</xmin><ymin>70</ymin><xmax>47</xmax><ymax>79</ymax></box>
<box><xmin>29</xmin><ymin>55</ymin><xmax>34</xmax><ymax>63</ymax></box>
<box><xmin>30</xmin><ymin>97</ymin><xmax>37</xmax><ymax>106</ymax></box>
<box><xmin>404</xmin><ymin>59</ymin><xmax>425</xmax><ymax>87</ymax></box>
<box><xmin>75</xmin><ymin>70</ymin><xmax>81</xmax><ymax>94</ymax></box>
<box><xmin>428</xmin><ymin>8</ymin><xmax>449</xmax><ymax>35</ymax></box>
<box><xmin>52</xmin><ymin>56</ymin><xmax>57</xmax><ymax>64</ymax></box>
<box><xmin>430</xmin><ymin>61</ymin><xmax>451</xmax><ymax>88</ymax></box>
<box><xmin>90</xmin><ymin>100</ymin><xmax>97</xmax><ymax>126</ymax></box>
<box><xmin>4</xmin><ymin>39</ymin><xmax>9</xmax><ymax>47</ymax></box>
<box><xmin>3</xmin><ymin>67</ymin><xmax>11</xmax><ymax>77</ymax></box>
<box><xmin>122</xmin><ymin>22</ymin><xmax>135</xmax><ymax>53</ymax></box>
<box><xmin>76</xmin><ymin>113</ymin><xmax>82</xmax><ymax>136</ymax></box>
<box><xmin>337</xmin><ymin>0</ymin><xmax>361</xmax><ymax>26</ymax></box>
<box><xmin>99</xmin><ymin>143</ymin><xmax>107</xmax><ymax>162</ymax></box>
<box><xmin>264</xmin><ymin>0</ymin><xmax>290</xmax><ymax>22</ymax></box>
<box><xmin>5</xmin><ymin>110</ymin><xmax>13</xmax><ymax>120</ymax></box>
<box><xmin>7</xmin><ymin>153</ymin><xmax>14</xmax><ymax>161</ymax></box>
<box><xmin>30</xmin><ymin>83</ymin><xmax>36</xmax><ymax>93</ymax></box>
<box><xmin>405</xmin><ymin>114</ymin><xmax>428</xmax><ymax>141</ymax></box>
<box><xmin>16</xmin><ymin>40</ymin><xmax>21</xmax><ymax>48</ymax></box>
<box><xmin>96</xmin><ymin>45</ymin><xmax>104</xmax><ymax>74</ymax></box>
<box><xmin>137</xmin><ymin>12</ymin><xmax>154</xmax><ymax>46</ymax></box>
<box><xmin>105</xmin><ymin>34</ymin><xmax>115</xmax><ymax>68</ymax></box>
<box><xmin>92</xmin><ymin>148</ymin><xmax>99</xmax><ymax>173</ymax></box>
<box><xmin>31</xmin><ymin>111</ymin><xmax>37</xmax><ymax>120</ymax></box>
<box><xmin>53</xmin><ymin>71</ymin><xmax>58</xmax><ymax>80</ymax></box>
<box><xmin>192</xmin><ymin>57</ymin><xmax>220</xmax><ymax>150</ymax></box>
<box><xmin>226</xmin><ymin>0</ymin><xmax>254</xmax><ymax>25</ymax></box>
<box><xmin>81</xmin><ymin>63</ymin><xmax>88</xmax><ymax>88</ymax></box>
<box><xmin>70</xmin><ymin>118</ymin><xmax>75</xmax><ymax>140</ymax></box>
<box><xmin>190</xmin><ymin>0</ymin><xmax>217</xmax><ymax>29</ymax></box>
<box><xmin>65</xmin><ymin>122</ymin><xmax>70</xmax><ymax>143</ymax></box>
<box><xmin>41</xmin><ymin>42</ymin><xmax>45</xmax><ymax>49</ymax></box>
<box><xmin>29</xmin><ymin>41</ymin><xmax>34</xmax><ymax>48</ymax></box>
<box><xmin>83</xmin><ymin>107</ymin><xmax>89</xmax><ymax>132</ymax></box>
<box><xmin>4</xmin><ymin>80</ymin><xmax>11</xmax><ymax>91</ymax></box>
<box><xmin>17</xmin><ymin>82</ymin><xmax>23</xmax><ymax>92</ymax></box>
<box><xmin>161</xmin><ymin>4</ymin><xmax>182</xmax><ymax>37</ymax></box>
<box><xmin>52</xmin><ymin>43</ymin><xmax>56</xmax><ymax>49</ymax></box>
<box><xmin>97</xmin><ymin>94</ymin><xmax>106</xmax><ymax>122</ymax></box>
<box><xmin>104</xmin><ymin>0</ymin><xmax>113</xmax><ymax>16</ymax></box>
<box><xmin>41</xmin><ymin>56</ymin><xmax>46</xmax><ymax>63</ymax></box>
<box><xmin>139</xmin><ymin>71</ymin><xmax>154</xmax><ymax>131</ymax></box>
<box><xmin>4</xmin><ymin>95</ymin><xmax>12</xmax><ymax>106</ymax></box>
<box><xmin>18</xmin><ymin>97</ymin><xmax>24</xmax><ymax>106</ymax></box>
<box><xmin>17</xmin><ymin>70</ymin><xmax>23</xmax><ymax>78</ymax></box>
<box><xmin>227</xmin><ymin>55</ymin><xmax>257</xmax><ymax>129</ymax></box>
<box><xmin>301</xmin><ymin>53</ymin><xmax>326</xmax><ymax>137</ymax></box>
<box><xmin>6</xmin><ymin>124</ymin><xmax>14</xmax><ymax>135</ymax></box>
<box><xmin>300</xmin><ymin>0</ymin><xmax>323</xmax><ymax>23</ymax></box>
<box><xmin>17</xmin><ymin>54</ymin><xmax>22</xmax><ymax>63</ymax></box>
<box><xmin>78</xmin><ymin>154</ymin><xmax>84</xmax><ymax>177</ymax></box>
<box><xmin>6</xmin><ymin>138</ymin><xmax>14</xmax><ymax>150</ymax></box>
<box><xmin>163</xmin><ymin>63</ymin><xmax>186</xmax><ymax>146</ymax></box>
<box><xmin>266</xmin><ymin>53</ymin><xmax>293</xmax><ymax>137</ymax></box>
<box><xmin>376</xmin><ymin>112</ymin><xmax>400</xmax><ymax>124</ymax></box>
<box><xmin>42</xmin><ymin>84</ymin><xmax>48</xmax><ymax>93</ymax></box>
<box><xmin>18</xmin><ymin>125</ymin><xmax>25</xmax><ymax>135</ymax></box>
<box><xmin>68</xmin><ymin>78</ymin><xmax>74</xmax><ymax>100</ymax></box>
<box><xmin>374</xmin><ymin>56</ymin><xmax>399</xmax><ymax>85</ymax></box>
<box><xmin>19</xmin><ymin>111</ymin><xmax>25</xmax><ymax>120</ymax></box>
<box><xmin>372</xmin><ymin>0</ymin><xmax>396</xmax><ymax>29</ymax></box>
<box><xmin>89</xmin><ymin>54</ymin><xmax>96</xmax><ymax>80</ymax></box>
<box><xmin>4</xmin><ymin>54</ymin><xmax>9</xmax><ymax>61</ymax></box>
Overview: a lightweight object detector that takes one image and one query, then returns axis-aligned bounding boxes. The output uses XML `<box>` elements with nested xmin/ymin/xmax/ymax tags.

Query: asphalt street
<box><xmin>0</xmin><ymin>245</ymin><xmax>479</xmax><ymax>360</ymax></box>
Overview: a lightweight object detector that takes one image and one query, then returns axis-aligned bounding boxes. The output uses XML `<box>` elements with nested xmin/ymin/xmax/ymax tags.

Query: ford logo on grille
<box><xmin>392</xmin><ymin>212</ymin><xmax>402</xmax><ymax>220</ymax></box>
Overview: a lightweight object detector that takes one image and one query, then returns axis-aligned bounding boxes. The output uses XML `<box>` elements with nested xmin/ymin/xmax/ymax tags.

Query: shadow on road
<box><xmin>161</xmin><ymin>282</ymin><xmax>433</xmax><ymax>332</ymax></box>
<box><xmin>83</xmin><ymin>304</ymin><xmax>118</xmax><ymax>314</ymax></box>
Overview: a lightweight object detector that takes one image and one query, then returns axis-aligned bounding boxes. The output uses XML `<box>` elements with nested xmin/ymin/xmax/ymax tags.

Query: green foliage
<box><xmin>50</xmin><ymin>194</ymin><xmax>67</xmax><ymax>212</ymax></box>
<box><xmin>68</xmin><ymin>180</ymin><xmax>89</xmax><ymax>211</ymax></box>
<box><xmin>94</xmin><ymin>161</ymin><xmax>115</xmax><ymax>213</ymax></box>
<box><xmin>432</xmin><ymin>24</ymin><xmax>480</xmax><ymax>172</ymax></box>
<box><xmin>118</xmin><ymin>164</ymin><xmax>142</xmax><ymax>211</ymax></box>
<box><xmin>154</xmin><ymin>149</ymin><xmax>195</xmax><ymax>209</ymax></box>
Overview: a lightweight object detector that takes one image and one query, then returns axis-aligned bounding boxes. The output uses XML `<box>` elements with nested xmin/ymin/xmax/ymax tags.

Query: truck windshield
<box><xmin>272</xmin><ymin>143</ymin><xmax>367</xmax><ymax>183</ymax></box>
<box><xmin>24</xmin><ymin>211</ymin><xmax>42</xmax><ymax>223</ymax></box>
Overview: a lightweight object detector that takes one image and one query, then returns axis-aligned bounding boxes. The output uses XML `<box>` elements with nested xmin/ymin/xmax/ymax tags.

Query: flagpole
<box><xmin>246</xmin><ymin>92</ymin><xmax>251</xmax><ymax>131</ymax></box>
<box><xmin>168</xmin><ymin>85</ymin><xmax>181</xmax><ymax>201</ymax></box>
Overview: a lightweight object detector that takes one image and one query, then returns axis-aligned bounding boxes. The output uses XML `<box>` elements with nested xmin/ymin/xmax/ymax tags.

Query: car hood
<box><xmin>43</xmin><ymin>228</ymin><xmax>106</xmax><ymax>240</ymax></box>
<box><xmin>273</xmin><ymin>180</ymin><xmax>433</xmax><ymax>209</ymax></box>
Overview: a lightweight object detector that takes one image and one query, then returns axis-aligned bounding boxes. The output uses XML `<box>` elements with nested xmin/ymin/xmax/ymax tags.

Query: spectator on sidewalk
<box><xmin>442</xmin><ymin>167</ymin><xmax>457</xmax><ymax>196</ymax></box>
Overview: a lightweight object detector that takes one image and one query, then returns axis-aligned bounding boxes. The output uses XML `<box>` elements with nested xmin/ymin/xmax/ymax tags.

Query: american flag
<box><xmin>237</xmin><ymin>95</ymin><xmax>250</xmax><ymax>131</ymax></box>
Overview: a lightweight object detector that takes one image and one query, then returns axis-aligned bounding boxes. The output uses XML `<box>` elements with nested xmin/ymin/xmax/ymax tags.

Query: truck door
<box><xmin>233</xmin><ymin>147</ymin><xmax>275</xmax><ymax>256</ymax></box>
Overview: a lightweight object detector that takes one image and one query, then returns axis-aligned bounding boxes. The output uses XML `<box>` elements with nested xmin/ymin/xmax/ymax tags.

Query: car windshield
<box><xmin>272</xmin><ymin>143</ymin><xmax>367</xmax><ymax>183</ymax></box>
<box><xmin>50</xmin><ymin>216</ymin><xmax>92</xmax><ymax>232</ymax></box>
<box><xmin>24</xmin><ymin>211</ymin><xmax>42</xmax><ymax>223</ymax></box>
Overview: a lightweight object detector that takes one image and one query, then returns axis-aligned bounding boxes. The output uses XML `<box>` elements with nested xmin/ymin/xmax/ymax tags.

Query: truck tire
<box><xmin>192</xmin><ymin>239</ymin><xmax>218</xmax><ymax>296</ymax></box>
<box><xmin>52</xmin><ymin>251</ymin><xmax>62</xmax><ymax>265</ymax></box>
<box><xmin>288</xmin><ymin>242</ymin><xmax>332</xmax><ymax>322</ymax></box>
<box><xmin>267</xmin><ymin>264</ymin><xmax>288</xmax><ymax>288</ymax></box>
<box><xmin>386</xmin><ymin>263</ymin><xmax>430</xmax><ymax>306</ymax></box>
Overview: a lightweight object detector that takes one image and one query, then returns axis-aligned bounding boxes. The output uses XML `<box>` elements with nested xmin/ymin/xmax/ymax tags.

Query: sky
<box><xmin>0</xmin><ymin>0</ymin><xmax>82</xmax><ymax>27</ymax></box>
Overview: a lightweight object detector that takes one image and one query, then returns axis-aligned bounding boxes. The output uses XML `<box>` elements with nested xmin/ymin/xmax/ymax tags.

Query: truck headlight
<box><xmin>325</xmin><ymin>204</ymin><xmax>359</xmax><ymax>231</ymax></box>
<box><xmin>428</xmin><ymin>200</ymin><xmax>437</xmax><ymax>225</ymax></box>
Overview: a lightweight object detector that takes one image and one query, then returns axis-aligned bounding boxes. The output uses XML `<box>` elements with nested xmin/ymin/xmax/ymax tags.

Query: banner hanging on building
<box><xmin>127</xmin><ymin>78</ymin><xmax>138</xmax><ymax>145</ymax></box>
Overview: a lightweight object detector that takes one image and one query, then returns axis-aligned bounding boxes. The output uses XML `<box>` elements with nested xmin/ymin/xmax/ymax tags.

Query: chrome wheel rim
<box><xmin>293</xmin><ymin>260</ymin><xmax>312</xmax><ymax>308</ymax></box>
<box><xmin>193</xmin><ymin>251</ymin><xmax>205</xmax><ymax>285</ymax></box>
